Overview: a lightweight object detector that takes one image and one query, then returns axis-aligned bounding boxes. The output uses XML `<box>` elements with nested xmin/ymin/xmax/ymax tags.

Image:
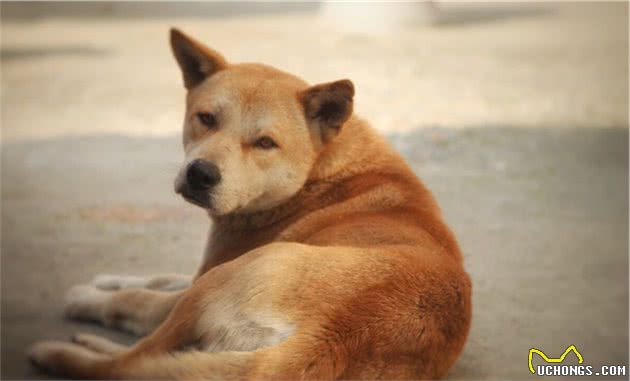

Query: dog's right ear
<box><xmin>299</xmin><ymin>79</ymin><xmax>354</xmax><ymax>144</ymax></box>
<box><xmin>170</xmin><ymin>28</ymin><xmax>228</xmax><ymax>89</ymax></box>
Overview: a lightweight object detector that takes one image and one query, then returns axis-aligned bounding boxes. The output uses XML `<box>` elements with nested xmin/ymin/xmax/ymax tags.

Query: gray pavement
<box><xmin>2</xmin><ymin>127</ymin><xmax>628</xmax><ymax>380</ymax></box>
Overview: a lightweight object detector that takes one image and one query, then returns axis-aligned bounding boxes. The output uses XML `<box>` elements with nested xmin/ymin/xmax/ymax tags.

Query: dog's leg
<box><xmin>91</xmin><ymin>273</ymin><xmax>192</xmax><ymax>291</ymax></box>
<box><xmin>65</xmin><ymin>285</ymin><xmax>184</xmax><ymax>336</ymax></box>
<box><xmin>71</xmin><ymin>333</ymin><xmax>129</xmax><ymax>355</ymax></box>
<box><xmin>29</xmin><ymin>328</ymin><xmax>342</xmax><ymax>380</ymax></box>
<box><xmin>30</xmin><ymin>242</ymin><xmax>380</xmax><ymax>379</ymax></box>
<box><xmin>31</xmin><ymin>287</ymin><xmax>342</xmax><ymax>380</ymax></box>
<box><xmin>27</xmin><ymin>338</ymin><xmax>258</xmax><ymax>380</ymax></box>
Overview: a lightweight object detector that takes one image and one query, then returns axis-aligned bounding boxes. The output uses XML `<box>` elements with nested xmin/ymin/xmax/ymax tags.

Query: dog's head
<box><xmin>170</xmin><ymin>29</ymin><xmax>354</xmax><ymax>216</ymax></box>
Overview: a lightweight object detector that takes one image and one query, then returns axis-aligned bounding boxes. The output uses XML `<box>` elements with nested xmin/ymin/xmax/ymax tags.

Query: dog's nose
<box><xmin>186</xmin><ymin>159</ymin><xmax>221</xmax><ymax>190</ymax></box>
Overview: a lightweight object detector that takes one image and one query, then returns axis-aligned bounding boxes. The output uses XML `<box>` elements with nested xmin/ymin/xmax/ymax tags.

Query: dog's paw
<box><xmin>91</xmin><ymin>274</ymin><xmax>146</xmax><ymax>290</ymax></box>
<box><xmin>27</xmin><ymin>339</ymin><xmax>110</xmax><ymax>377</ymax></box>
<box><xmin>27</xmin><ymin>341</ymin><xmax>71</xmax><ymax>374</ymax></box>
<box><xmin>64</xmin><ymin>284</ymin><xmax>109</xmax><ymax>321</ymax></box>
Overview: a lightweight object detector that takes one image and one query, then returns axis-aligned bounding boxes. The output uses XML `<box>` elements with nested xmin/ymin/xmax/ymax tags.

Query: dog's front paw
<box><xmin>64</xmin><ymin>284</ymin><xmax>109</xmax><ymax>322</ymax></box>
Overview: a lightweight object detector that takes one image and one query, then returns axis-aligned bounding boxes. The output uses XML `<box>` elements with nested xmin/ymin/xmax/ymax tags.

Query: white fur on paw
<box><xmin>64</xmin><ymin>285</ymin><xmax>109</xmax><ymax>321</ymax></box>
<box><xmin>91</xmin><ymin>274</ymin><xmax>146</xmax><ymax>290</ymax></box>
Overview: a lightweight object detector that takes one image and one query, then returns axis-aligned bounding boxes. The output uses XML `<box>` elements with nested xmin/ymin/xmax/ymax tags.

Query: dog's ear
<box><xmin>299</xmin><ymin>79</ymin><xmax>354</xmax><ymax>144</ymax></box>
<box><xmin>170</xmin><ymin>28</ymin><xmax>228</xmax><ymax>89</ymax></box>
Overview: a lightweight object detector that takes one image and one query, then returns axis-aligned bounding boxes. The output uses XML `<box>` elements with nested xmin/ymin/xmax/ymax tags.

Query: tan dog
<box><xmin>27</xmin><ymin>29</ymin><xmax>472</xmax><ymax>380</ymax></box>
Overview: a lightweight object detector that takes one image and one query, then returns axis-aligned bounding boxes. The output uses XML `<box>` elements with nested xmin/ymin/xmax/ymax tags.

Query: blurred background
<box><xmin>1</xmin><ymin>2</ymin><xmax>628</xmax><ymax>380</ymax></box>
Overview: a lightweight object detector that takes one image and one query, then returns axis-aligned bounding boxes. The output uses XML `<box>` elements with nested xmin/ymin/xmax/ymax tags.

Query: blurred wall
<box><xmin>0</xmin><ymin>1</ymin><xmax>321</xmax><ymax>19</ymax></box>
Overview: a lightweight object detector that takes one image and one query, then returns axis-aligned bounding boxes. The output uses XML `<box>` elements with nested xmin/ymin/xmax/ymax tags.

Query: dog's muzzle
<box><xmin>175</xmin><ymin>159</ymin><xmax>221</xmax><ymax>208</ymax></box>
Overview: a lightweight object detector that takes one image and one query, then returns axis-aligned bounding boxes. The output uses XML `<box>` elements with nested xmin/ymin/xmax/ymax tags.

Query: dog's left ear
<box><xmin>299</xmin><ymin>79</ymin><xmax>354</xmax><ymax>144</ymax></box>
<box><xmin>170</xmin><ymin>28</ymin><xmax>228</xmax><ymax>89</ymax></box>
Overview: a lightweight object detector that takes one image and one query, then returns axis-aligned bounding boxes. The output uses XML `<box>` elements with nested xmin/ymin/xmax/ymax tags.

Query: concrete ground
<box><xmin>1</xmin><ymin>2</ymin><xmax>628</xmax><ymax>380</ymax></box>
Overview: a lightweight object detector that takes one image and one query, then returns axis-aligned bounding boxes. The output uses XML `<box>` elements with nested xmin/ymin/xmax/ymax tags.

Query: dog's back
<box><xmin>203</xmin><ymin>116</ymin><xmax>463</xmax><ymax>267</ymax></box>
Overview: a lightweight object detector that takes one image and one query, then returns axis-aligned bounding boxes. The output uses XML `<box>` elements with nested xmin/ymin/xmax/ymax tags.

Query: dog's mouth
<box><xmin>176</xmin><ymin>185</ymin><xmax>211</xmax><ymax>209</ymax></box>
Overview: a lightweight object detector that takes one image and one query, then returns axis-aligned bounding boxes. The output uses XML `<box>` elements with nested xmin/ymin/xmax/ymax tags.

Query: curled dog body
<box><xmin>28</xmin><ymin>29</ymin><xmax>472</xmax><ymax>380</ymax></box>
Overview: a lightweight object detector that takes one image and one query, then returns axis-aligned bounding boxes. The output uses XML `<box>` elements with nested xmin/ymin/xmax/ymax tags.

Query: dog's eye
<box><xmin>254</xmin><ymin>136</ymin><xmax>278</xmax><ymax>150</ymax></box>
<box><xmin>197</xmin><ymin>112</ymin><xmax>217</xmax><ymax>129</ymax></box>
